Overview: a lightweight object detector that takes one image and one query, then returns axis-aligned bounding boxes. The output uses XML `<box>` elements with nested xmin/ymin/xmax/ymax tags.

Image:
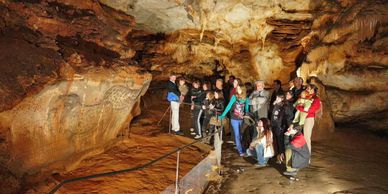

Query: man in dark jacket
<box><xmin>166</xmin><ymin>73</ymin><xmax>183</xmax><ymax>135</ymax></box>
<box><xmin>283</xmin><ymin>125</ymin><xmax>310</xmax><ymax>176</ymax></box>
<box><xmin>291</xmin><ymin>77</ymin><xmax>306</xmax><ymax>103</ymax></box>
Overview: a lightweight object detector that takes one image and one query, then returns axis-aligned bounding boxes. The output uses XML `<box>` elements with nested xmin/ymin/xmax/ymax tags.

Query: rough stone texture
<box><xmin>0</xmin><ymin>0</ymin><xmax>151</xmax><ymax>192</ymax></box>
<box><xmin>299</xmin><ymin>0</ymin><xmax>388</xmax><ymax>131</ymax></box>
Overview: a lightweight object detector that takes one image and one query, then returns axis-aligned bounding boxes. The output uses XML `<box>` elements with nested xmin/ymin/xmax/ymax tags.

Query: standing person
<box><xmin>291</xmin><ymin>77</ymin><xmax>305</xmax><ymax>103</ymax></box>
<box><xmin>249</xmin><ymin>80</ymin><xmax>270</xmax><ymax>119</ymax></box>
<box><xmin>283</xmin><ymin>125</ymin><xmax>310</xmax><ymax>176</ymax></box>
<box><xmin>295</xmin><ymin>84</ymin><xmax>321</xmax><ymax>156</ymax></box>
<box><xmin>270</xmin><ymin>93</ymin><xmax>286</xmax><ymax>164</ymax></box>
<box><xmin>166</xmin><ymin>74</ymin><xmax>183</xmax><ymax>135</ymax></box>
<box><xmin>224</xmin><ymin>75</ymin><xmax>235</xmax><ymax>103</ymax></box>
<box><xmin>215</xmin><ymin>78</ymin><xmax>226</xmax><ymax>102</ymax></box>
<box><xmin>189</xmin><ymin>80</ymin><xmax>205</xmax><ymax>139</ymax></box>
<box><xmin>178</xmin><ymin>77</ymin><xmax>189</xmax><ymax>102</ymax></box>
<box><xmin>219</xmin><ymin>86</ymin><xmax>250</xmax><ymax>156</ymax></box>
<box><xmin>246</xmin><ymin>118</ymin><xmax>274</xmax><ymax>168</ymax></box>
<box><xmin>269</xmin><ymin>79</ymin><xmax>284</xmax><ymax>117</ymax></box>
<box><xmin>201</xmin><ymin>91</ymin><xmax>216</xmax><ymax>136</ymax></box>
<box><xmin>284</xmin><ymin>91</ymin><xmax>296</xmax><ymax>127</ymax></box>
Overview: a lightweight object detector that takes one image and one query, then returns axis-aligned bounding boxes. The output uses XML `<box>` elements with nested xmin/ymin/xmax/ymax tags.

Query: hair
<box><xmin>236</xmin><ymin>85</ymin><xmax>247</xmax><ymax>100</ymax></box>
<box><xmin>235</xmin><ymin>78</ymin><xmax>243</xmax><ymax>87</ymax></box>
<box><xmin>294</xmin><ymin>77</ymin><xmax>304</xmax><ymax>84</ymax></box>
<box><xmin>177</xmin><ymin>77</ymin><xmax>185</xmax><ymax>82</ymax></box>
<box><xmin>215</xmin><ymin>91</ymin><xmax>224</xmax><ymax>100</ymax></box>
<box><xmin>203</xmin><ymin>81</ymin><xmax>211</xmax><ymax>90</ymax></box>
<box><xmin>274</xmin><ymin>79</ymin><xmax>281</xmax><ymax>85</ymax></box>
<box><xmin>192</xmin><ymin>80</ymin><xmax>201</xmax><ymax>87</ymax></box>
<box><xmin>258</xmin><ymin>118</ymin><xmax>272</xmax><ymax>146</ymax></box>
<box><xmin>216</xmin><ymin>78</ymin><xmax>223</xmax><ymax>83</ymax></box>
<box><xmin>207</xmin><ymin>91</ymin><xmax>215</xmax><ymax>100</ymax></box>
<box><xmin>229</xmin><ymin>75</ymin><xmax>235</xmax><ymax>80</ymax></box>
<box><xmin>308</xmin><ymin>84</ymin><xmax>318</xmax><ymax>94</ymax></box>
<box><xmin>276</xmin><ymin>93</ymin><xmax>285</xmax><ymax>101</ymax></box>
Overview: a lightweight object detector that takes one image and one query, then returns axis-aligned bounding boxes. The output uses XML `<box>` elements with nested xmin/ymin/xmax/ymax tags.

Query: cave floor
<box><xmin>206</xmin><ymin>128</ymin><xmax>388</xmax><ymax>194</ymax></box>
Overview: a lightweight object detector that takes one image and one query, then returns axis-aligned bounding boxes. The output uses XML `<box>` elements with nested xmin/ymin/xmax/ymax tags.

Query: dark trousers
<box><xmin>191</xmin><ymin>107</ymin><xmax>202</xmax><ymax>136</ymax></box>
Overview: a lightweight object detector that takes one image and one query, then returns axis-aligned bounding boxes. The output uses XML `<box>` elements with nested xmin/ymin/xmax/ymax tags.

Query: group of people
<box><xmin>166</xmin><ymin>74</ymin><xmax>321</xmax><ymax>176</ymax></box>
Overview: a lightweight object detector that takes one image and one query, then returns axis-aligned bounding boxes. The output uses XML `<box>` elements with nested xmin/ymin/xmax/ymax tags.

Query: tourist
<box><xmin>219</xmin><ymin>85</ymin><xmax>250</xmax><ymax>156</ymax></box>
<box><xmin>178</xmin><ymin>77</ymin><xmax>188</xmax><ymax>102</ymax></box>
<box><xmin>246</xmin><ymin>118</ymin><xmax>274</xmax><ymax>168</ymax></box>
<box><xmin>283</xmin><ymin>125</ymin><xmax>310</xmax><ymax>176</ymax></box>
<box><xmin>201</xmin><ymin>91</ymin><xmax>216</xmax><ymax>136</ymax></box>
<box><xmin>270</xmin><ymin>93</ymin><xmax>286</xmax><ymax>164</ymax></box>
<box><xmin>269</xmin><ymin>79</ymin><xmax>284</xmax><ymax>117</ymax></box>
<box><xmin>189</xmin><ymin>80</ymin><xmax>205</xmax><ymax>139</ymax></box>
<box><xmin>292</xmin><ymin>90</ymin><xmax>313</xmax><ymax>127</ymax></box>
<box><xmin>224</xmin><ymin>75</ymin><xmax>235</xmax><ymax>103</ymax></box>
<box><xmin>291</xmin><ymin>77</ymin><xmax>305</xmax><ymax>103</ymax></box>
<box><xmin>295</xmin><ymin>84</ymin><xmax>321</xmax><ymax>154</ymax></box>
<box><xmin>166</xmin><ymin>73</ymin><xmax>183</xmax><ymax>135</ymax></box>
<box><xmin>284</xmin><ymin>91</ymin><xmax>296</xmax><ymax>126</ymax></box>
<box><xmin>249</xmin><ymin>80</ymin><xmax>270</xmax><ymax>119</ymax></box>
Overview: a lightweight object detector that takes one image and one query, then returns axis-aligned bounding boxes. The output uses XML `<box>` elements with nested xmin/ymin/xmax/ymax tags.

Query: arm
<box><xmin>220</xmin><ymin>95</ymin><xmax>236</xmax><ymax>119</ymax></box>
<box><xmin>296</xmin><ymin>97</ymin><xmax>321</xmax><ymax>114</ymax></box>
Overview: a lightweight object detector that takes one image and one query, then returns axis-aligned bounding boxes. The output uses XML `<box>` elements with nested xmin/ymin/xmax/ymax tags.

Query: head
<box><xmin>255</xmin><ymin>80</ymin><xmax>265</xmax><ymax>91</ymax></box>
<box><xmin>214</xmin><ymin>91</ymin><xmax>224</xmax><ymax>100</ymax></box>
<box><xmin>275</xmin><ymin>93</ymin><xmax>285</xmax><ymax>104</ymax></box>
<box><xmin>206</xmin><ymin>91</ymin><xmax>215</xmax><ymax>100</ymax></box>
<box><xmin>178</xmin><ymin>77</ymin><xmax>185</xmax><ymax>85</ymax></box>
<box><xmin>203</xmin><ymin>82</ymin><xmax>210</xmax><ymax>91</ymax></box>
<box><xmin>216</xmin><ymin>78</ymin><xmax>223</xmax><ymax>89</ymax></box>
<box><xmin>293</xmin><ymin>77</ymin><xmax>303</xmax><ymax>89</ymax></box>
<box><xmin>236</xmin><ymin>85</ymin><xmax>247</xmax><ymax>100</ymax></box>
<box><xmin>289</xmin><ymin>125</ymin><xmax>303</xmax><ymax>135</ymax></box>
<box><xmin>306</xmin><ymin>84</ymin><xmax>318</xmax><ymax>96</ymax></box>
<box><xmin>273</xmin><ymin>79</ymin><xmax>281</xmax><ymax>90</ymax></box>
<box><xmin>233</xmin><ymin>78</ymin><xmax>242</xmax><ymax>88</ymax></box>
<box><xmin>228</xmin><ymin>75</ymin><xmax>235</xmax><ymax>84</ymax></box>
<box><xmin>300</xmin><ymin>90</ymin><xmax>309</xmax><ymax>98</ymax></box>
<box><xmin>169</xmin><ymin>74</ymin><xmax>177</xmax><ymax>82</ymax></box>
<box><xmin>257</xmin><ymin>118</ymin><xmax>271</xmax><ymax>136</ymax></box>
<box><xmin>192</xmin><ymin>80</ymin><xmax>200</xmax><ymax>89</ymax></box>
<box><xmin>285</xmin><ymin>90</ymin><xmax>293</xmax><ymax>101</ymax></box>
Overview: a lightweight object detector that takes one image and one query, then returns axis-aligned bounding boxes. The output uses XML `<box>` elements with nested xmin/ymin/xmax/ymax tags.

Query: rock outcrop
<box><xmin>0</xmin><ymin>0</ymin><xmax>151</xmax><ymax>192</ymax></box>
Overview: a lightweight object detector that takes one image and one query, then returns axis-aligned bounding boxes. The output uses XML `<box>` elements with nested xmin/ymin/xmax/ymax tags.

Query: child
<box><xmin>246</xmin><ymin>118</ymin><xmax>274</xmax><ymax>167</ymax></box>
<box><xmin>190</xmin><ymin>81</ymin><xmax>205</xmax><ymax>139</ymax></box>
<box><xmin>292</xmin><ymin>90</ymin><xmax>312</xmax><ymax>126</ymax></box>
<box><xmin>201</xmin><ymin>91</ymin><xmax>216</xmax><ymax>136</ymax></box>
<box><xmin>270</xmin><ymin>93</ymin><xmax>286</xmax><ymax>164</ymax></box>
<box><xmin>283</xmin><ymin>125</ymin><xmax>310</xmax><ymax>176</ymax></box>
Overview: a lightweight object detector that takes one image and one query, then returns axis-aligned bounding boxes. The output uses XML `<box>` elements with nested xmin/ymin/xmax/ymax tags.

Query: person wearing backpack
<box><xmin>166</xmin><ymin>73</ymin><xmax>183</xmax><ymax>135</ymax></box>
<box><xmin>294</xmin><ymin>84</ymin><xmax>321</xmax><ymax>155</ymax></box>
<box><xmin>283</xmin><ymin>125</ymin><xmax>310</xmax><ymax>176</ymax></box>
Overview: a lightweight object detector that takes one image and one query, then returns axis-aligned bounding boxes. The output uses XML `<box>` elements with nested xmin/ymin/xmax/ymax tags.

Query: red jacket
<box><xmin>296</xmin><ymin>95</ymin><xmax>321</xmax><ymax>118</ymax></box>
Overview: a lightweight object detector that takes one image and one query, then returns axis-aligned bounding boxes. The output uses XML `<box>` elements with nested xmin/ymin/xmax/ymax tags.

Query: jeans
<box><xmin>246</xmin><ymin>143</ymin><xmax>269</xmax><ymax>165</ymax></box>
<box><xmin>170</xmin><ymin>101</ymin><xmax>180</xmax><ymax>132</ymax></box>
<box><xmin>231</xmin><ymin>119</ymin><xmax>243</xmax><ymax>154</ymax></box>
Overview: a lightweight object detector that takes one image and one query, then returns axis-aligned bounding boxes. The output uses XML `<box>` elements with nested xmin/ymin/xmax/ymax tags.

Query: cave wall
<box><xmin>0</xmin><ymin>0</ymin><xmax>151</xmax><ymax>191</ymax></box>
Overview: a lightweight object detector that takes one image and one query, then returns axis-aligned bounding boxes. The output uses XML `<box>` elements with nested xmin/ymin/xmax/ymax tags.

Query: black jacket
<box><xmin>190</xmin><ymin>88</ymin><xmax>205</xmax><ymax>105</ymax></box>
<box><xmin>166</xmin><ymin>81</ymin><xmax>181</xmax><ymax>97</ymax></box>
<box><xmin>291</xmin><ymin>86</ymin><xmax>306</xmax><ymax>103</ymax></box>
<box><xmin>283</xmin><ymin>100</ymin><xmax>295</xmax><ymax>128</ymax></box>
<box><xmin>271</xmin><ymin>103</ymin><xmax>285</xmax><ymax>135</ymax></box>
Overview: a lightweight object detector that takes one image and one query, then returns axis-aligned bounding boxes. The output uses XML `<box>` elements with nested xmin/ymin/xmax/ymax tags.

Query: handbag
<box><xmin>209</xmin><ymin>116</ymin><xmax>224</xmax><ymax>126</ymax></box>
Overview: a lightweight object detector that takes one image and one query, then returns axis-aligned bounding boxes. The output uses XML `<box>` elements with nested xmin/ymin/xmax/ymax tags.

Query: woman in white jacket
<box><xmin>246</xmin><ymin>118</ymin><xmax>274</xmax><ymax>168</ymax></box>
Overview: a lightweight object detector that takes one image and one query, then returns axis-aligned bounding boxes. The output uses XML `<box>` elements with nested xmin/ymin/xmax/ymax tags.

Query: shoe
<box><xmin>240</xmin><ymin>153</ymin><xmax>247</xmax><ymax>157</ymax></box>
<box><xmin>190</xmin><ymin>132</ymin><xmax>196</xmax><ymax>135</ymax></box>
<box><xmin>283</xmin><ymin>171</ymin><xmax>297</xmax><ymax>176</ymax></box>
<box><xmin>226</xmin><ymin>140</ymin><xmax>234</xmax><ymax>144</ymax></box>
<box><xmin>194</xmin><ymin>135</ymin><xmax>202</xmax><ymax>139</ymax></box>
<box><xmin>190</xmin><ymin>128</ymin><xmax>195</xmax><ymax>132</ymax></box>
<box><xmin>254</xmin><ymin>164</ymin><xmax>267</xmax><ymax>168</ymax></box>
<box><xmin>174</xmin><ymin>131</ymin><xmax>184</xmax><ymax>135</ymax></box>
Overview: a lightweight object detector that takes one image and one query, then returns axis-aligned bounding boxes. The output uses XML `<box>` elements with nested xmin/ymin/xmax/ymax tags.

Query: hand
<box><xmin>191</xmin><ymin>104</ymin><xmax>194</xmax><ymax>110</ymax></box>
<box><xmin>209</xmin><ymin>104</ymin><xmax>215</xmax><ymax>109</ymax></box>
<box><xmin>202</xmin><ymin>105</ymin><xmax>206</xmax><ymax>109</ymax></box>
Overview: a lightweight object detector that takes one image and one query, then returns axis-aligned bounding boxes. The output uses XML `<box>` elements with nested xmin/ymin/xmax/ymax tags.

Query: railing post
<box><xmin>175</xmin><ymin>150</ymin><xmax>180</xmax><ymax>194</ymax></box>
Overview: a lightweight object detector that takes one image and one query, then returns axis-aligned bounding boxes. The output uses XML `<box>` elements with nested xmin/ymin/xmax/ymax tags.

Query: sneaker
<box><xmin>194</xmin><ymin>135</ymin><xmax>202</xmax><ymax>139</ymax></box>
<box><xmin>254</xmin><ymin>164</ymin><xmax>267</xmax><ymax>168</ymax></box>
<box><xmin>190</xmin><ymin>128</ymin><xmax>195</xmax><ymax>132</ymax></box>
<box><xmin>240</xmin><ymin>153</ymin><xmax>247</xmax><ymax>157</ymax></box>
<box><xmin>190</xmin><ymin>132</ymin><xmax>197</xmax><ymax>135</ymax></box>
<box><xmin>283</xmin><ymin>171</ymin><xmax>297</xmax><ymax>176</ymax></box>
<box><xmin>174</xmin><ymin>131</ymin><xmax>184</xmax><ymax>135</ymax></box>
<box><xmin>226</xmin><ymin>140</ymin><xmax>234</xmax><ymax>144</ymax></box>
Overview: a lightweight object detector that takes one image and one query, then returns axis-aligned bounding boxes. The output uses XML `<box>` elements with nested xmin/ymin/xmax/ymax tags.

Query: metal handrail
<box><xmin>49</xmin><ymin>129</ymin><xmax>222</xmax><ymax>194</ymax></box>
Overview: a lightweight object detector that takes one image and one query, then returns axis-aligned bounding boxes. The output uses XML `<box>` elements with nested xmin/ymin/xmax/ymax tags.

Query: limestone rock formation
<box><xmin>0</xmin><ymin>0</ymin><xmax>150</xmax><ymax>192</ymax></box>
